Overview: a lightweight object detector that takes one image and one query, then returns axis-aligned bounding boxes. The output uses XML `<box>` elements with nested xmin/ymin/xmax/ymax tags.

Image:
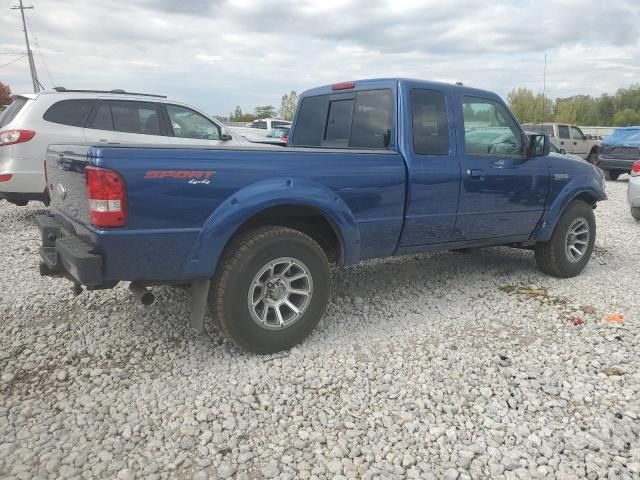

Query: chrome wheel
<box><xmin>565</xmin><ymin>217</ymin><xmax>590</xmax><ymax>263</ymax></box>
<box><xmin>248</xmin><ymin>257</ymin><xmax>313</xmax><ymax>330</ymax></box>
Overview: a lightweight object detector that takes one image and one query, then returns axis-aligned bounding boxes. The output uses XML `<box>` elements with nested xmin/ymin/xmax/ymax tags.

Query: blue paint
<box><xmin>45</xmin><ymin>78</ymin><xmax>606</xmax><ymax>284</ymax></box>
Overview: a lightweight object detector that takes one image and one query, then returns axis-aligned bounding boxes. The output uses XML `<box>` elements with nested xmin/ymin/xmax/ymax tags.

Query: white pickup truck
<box><xmin>522</xmin><ymin>123</ymin><xmax>601</xmax><ymax>163</ymax></box>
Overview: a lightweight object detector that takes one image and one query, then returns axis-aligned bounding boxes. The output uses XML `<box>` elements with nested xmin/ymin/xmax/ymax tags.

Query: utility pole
<box><xmin>11</xmin><ymin>0</ymin><xmax>40</xmax><ymax>93</ymax></box>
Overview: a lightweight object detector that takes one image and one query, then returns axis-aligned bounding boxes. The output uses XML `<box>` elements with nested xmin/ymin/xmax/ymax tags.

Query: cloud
<box><xmin>0</xmin><ymin>0</ymin><xmax>638</xmax><ymax>116</ymax></box>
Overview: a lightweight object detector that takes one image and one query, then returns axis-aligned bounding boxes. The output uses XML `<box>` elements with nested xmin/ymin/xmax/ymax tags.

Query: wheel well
<box><xmin>233</xmin><ymin>205</ymin><xmax>343</xmax><ymax>264</ymax></box>
<box><xmin>573</xmin><ymin>192</ymin><xmax>597</xmax><ymax>208</ymax></box>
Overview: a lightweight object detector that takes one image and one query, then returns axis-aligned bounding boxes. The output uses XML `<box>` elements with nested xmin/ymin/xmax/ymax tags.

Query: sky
<box><xmin>0</xmin><ymin>0</ymin><xmax>639</xmax><ymax>117</ymax></box>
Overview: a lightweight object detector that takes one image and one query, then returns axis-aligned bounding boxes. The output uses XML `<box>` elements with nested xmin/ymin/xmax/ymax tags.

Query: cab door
<box><xmin>83</xmin><ymin>99</ymin><xmax>171</xmax><ymax>145</ymax></box>
<box><xmin>398</xmin><ymin>85</ymin><xmax>460</xmax><ymax>246</ymax></box>
<box><xmin>453</xmin><ymin>95</ymin><xmax>548</xmax><ymax>240</ymax></box>
<box><xmin>570</xmin><ymin>125</ymin><xmax>589</xmax><ymax>157</ymax></box>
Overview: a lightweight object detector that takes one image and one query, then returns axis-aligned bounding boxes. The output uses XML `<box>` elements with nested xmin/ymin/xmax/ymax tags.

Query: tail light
<box><xmin>0</xmin><ymin>174</ymin><xmax>12</xmax><ymax>182</ymax></box>
<box><xmin>281</xmin><ymin>136</ymin><xmax>288</xmax><ymax>142</ymax></box>
<box><xmin>332</xmin><ymin>81</ymin><xmax>355</xmax><ymax>90</ymax></box>
<box><xmin>0</xmin><ymin>130</ymin><xmax>36</xmax><ymax>147</ymax></box>
<box><xmin>85</xmin><ymin>166</ymin><xmax>127</xmax><ymax>227</ymax></box>
<box><xmin>632</xmin><ymin>161</ymin><xmax>640</xmax><ymax>177</ymax></box>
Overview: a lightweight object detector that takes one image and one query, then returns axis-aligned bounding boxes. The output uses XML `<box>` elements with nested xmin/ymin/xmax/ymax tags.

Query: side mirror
<box><xmin>221</xmin><ymin>130</ymin><xmax>233</xmax><ymax>141</ymax></box>
<box><xmin>528</xmin><ymin>134</ymin><xmax>550</xmax><ymax>158</ymax></box>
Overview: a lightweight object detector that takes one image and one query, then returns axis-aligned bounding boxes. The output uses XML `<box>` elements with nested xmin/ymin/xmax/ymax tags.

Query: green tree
<box><xmin>613</xmin><ymin>108</ymin><xmax>640</xmax><ymax>126</ymax></box>
<box><xmin>506</xmin><ymin>88</ymin><xmax>553</xmax><ymax>123</ymax></box>
<box><xmin>254</xmin><ymin>105</ymin><xmax>277</xmax><ymax>119</ymax></box>
<box><xmin>597</xmin><ymin>95</ymin><xmax>615</xmax><ymax>126</ymax></box>
<box><xmin>278</xmin><ymin>91</ymin><xmax>299</xmax><ymax>121</ymax></box>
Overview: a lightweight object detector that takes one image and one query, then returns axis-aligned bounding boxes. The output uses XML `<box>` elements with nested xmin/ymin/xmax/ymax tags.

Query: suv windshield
<box><xmin>0</xmin><ymin>96</ymin><xmax>28</xmax><ymax>128</ymax></box>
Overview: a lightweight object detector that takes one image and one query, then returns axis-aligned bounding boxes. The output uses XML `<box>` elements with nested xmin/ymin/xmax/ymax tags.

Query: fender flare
<box><xmin>534</xmin><ymin>174</ymin><xmax>606</xmax><ymax>242</ymax></box>
<box><xmin>181</xmin><ymin>177</ymin><xmax>361</xmax><ymax>278</ymax></box>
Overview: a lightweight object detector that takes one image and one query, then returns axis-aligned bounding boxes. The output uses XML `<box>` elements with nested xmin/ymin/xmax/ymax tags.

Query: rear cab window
<box><xmin>43</xmin><ymin>99</ymin><xmax>94</xmax><ymax>127</ymax></box>
<box><xmin>291</xmin><ymin>88</ymin><xmax>393</xmax><ymax>149</ymax></box>
<box><xmin>557</xmin><ymin>125</ymin><xmax>570</xmax><ymax>139</ymax></box>
<box><xmin>0</xmin><ymin>96</ymin><xmax>29</xmax><ymax>128</ymax></box>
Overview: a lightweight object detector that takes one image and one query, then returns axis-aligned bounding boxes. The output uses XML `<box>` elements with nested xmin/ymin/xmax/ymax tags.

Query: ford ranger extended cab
<box><xmin>37</xmin><ymin>79</ymin><xmax>607</xmax><ymax>353</ymax></box>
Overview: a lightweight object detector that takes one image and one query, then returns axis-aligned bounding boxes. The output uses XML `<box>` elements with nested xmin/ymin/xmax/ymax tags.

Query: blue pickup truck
<box><xmin>37</xmin><ymin>78</ymin><xmax>606</xmax><ymax>353</ymax></box>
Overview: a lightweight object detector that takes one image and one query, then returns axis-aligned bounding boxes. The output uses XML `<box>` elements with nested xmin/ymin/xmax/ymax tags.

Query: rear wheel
<box><xmin>606</xmin><ymin>170</ymin><xmax>620</xmax><ymax>181</ymax></box>
<box><xmin>631</xmin><ymin>206</ymin><xmax>640</xmax><ymax>220</ymax></box>
<box><xmin>535</xmin><ymin>201</ymin><xmax>595</xmax><ymax>278</ymax></box>
<box><xmin>209</xmin><ymin>226</ymin><xmax>330</xmax><ymax>354</ymax></box>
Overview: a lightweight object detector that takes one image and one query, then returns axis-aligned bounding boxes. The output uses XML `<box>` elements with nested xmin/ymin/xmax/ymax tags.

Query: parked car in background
<box><xmin>597</xmin><ymin>127</ymin><xmax>640</xmax><ymax>180</ymax></box>
<box><xmin>0</xmin><ymin>87</ymin><xmax>238</xmax><ymax>206</ymax></box>
<box><xmin>628</xmin><ymin>160</ymin><xmax>640</xmax><ymax>219</ymax></box>
<box><xmin>38</xmin><ymin>78</ymin><xmax>606</xmax><ymax>353</ymax></box>
<box><xmin>522</xmin><ymin>123</ymin><xmax>601</xmax><ymax>163</ymax></box>
<box><xmin>231</xmin><ymin>118</ymin><xmax>292</xmax><ymax>142</ymax></box>
<box><xmin>246</xmin><ymin>118</ymin><xmax>291</xmax><ymax>131</ymax></box>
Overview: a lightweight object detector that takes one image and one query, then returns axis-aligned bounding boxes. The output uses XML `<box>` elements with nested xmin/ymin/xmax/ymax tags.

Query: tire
<box><xmin>606</xmin><ymin>170</ymin><xmax>620</xmax><ymax>181</ymax></box>
<box><xmin>535</xmin><ymin>201</ymin><xmax>596</xmax><ymax>278</ymax></box>
<box><xmin>209</xmin><ymin>226</ymin><xmax>330</xmax><ymax>354</ymax></box>
<box><xmin>586</xmin><ymin>151</ymin><xmax>598</xmax><ymax>164</ymax></box>
<box><xmin>631</xmin><ymin>206</ymin><xmax>640</xmax><ymax>220</ymax></box>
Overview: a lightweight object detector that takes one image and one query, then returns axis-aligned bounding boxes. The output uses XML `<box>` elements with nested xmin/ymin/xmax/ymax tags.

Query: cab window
<box><xmin>557</xmin><ymin>125</ymin><xmax>570</xmax><ymax>139</ymax></box>
<box><xmin>411</xmin><ymin>89</ymin><xmax>449</xmax><ymax>155</ymax></box>
<box><xmin>570</xmin><ymin>126</ymin><xmax>585</xmax><ymax>140</ymax></box>
<box><xmin>462</xmin><ymin>97</ymin><xmax>522</xmax><ymax>157</ymax></box>
<box><xmin>292</xmin><ymin>89</ymin><xmax>392</xmax><ymax>149</ymax></box>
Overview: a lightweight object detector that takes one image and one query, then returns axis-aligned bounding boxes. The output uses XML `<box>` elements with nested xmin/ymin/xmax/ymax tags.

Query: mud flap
<box><xmin>190</xmin><ymin>278</ymin><xmax>211</xmax><ymax>333</ymax></box>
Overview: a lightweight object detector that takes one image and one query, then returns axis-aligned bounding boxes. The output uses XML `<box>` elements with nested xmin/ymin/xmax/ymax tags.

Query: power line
<box><xmin>0</xmin><ymin>54</ymin><xmax>26</xmax><ymax>69</ymax></box>
<box><xmin>10</xmin><ymin>0</ymin><xmax>40</xmax><ymax>93</ymax></box>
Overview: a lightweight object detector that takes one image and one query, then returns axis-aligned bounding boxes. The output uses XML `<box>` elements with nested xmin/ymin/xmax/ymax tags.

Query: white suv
<box><xmin>0</xmin><ymin>88</ymin><xmax>238</xmax><ymax>206</ymax></box>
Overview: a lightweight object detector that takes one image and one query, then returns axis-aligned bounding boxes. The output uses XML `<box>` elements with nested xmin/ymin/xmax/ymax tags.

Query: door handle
<box><xmin>560</xmin><ymin>141</ymin><xmax>564</xmax><ymax>145</ymax></box>
<box><xmin>573</xmin><ymin>141</ymin><xmax>577</xmax><ymax>145</ymax></box>
<box><xmin>466</xmin><ymin>169</ymin><xmax>484</xmax><ymax>180</ymax></box>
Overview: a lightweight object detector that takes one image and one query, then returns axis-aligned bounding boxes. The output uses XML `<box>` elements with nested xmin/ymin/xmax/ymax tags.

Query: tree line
<box><xmin>507</xmin><ymin>84</ymin><xmax>640</xmax><ymax>126</ymax></box>
<box><xmin>226</xmin><ymin>90</ymin><xmax>299</xmax><ymax>123</ymax></box>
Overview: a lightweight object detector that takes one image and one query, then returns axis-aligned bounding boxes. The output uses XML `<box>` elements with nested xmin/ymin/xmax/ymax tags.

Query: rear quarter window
<box><xmin>43</xmin><ymin>99</ymin><xmax>94</xmax><ymax>127</ymax></box>
<box><xmin>0</xmin><ymin>96</ymin><xmax>29</xmax><ymax>128</ymax></box>
<box><xmin>292</xmin><ymin>88</ymin><xmax>393</xmax><ymax>149</ymax></box>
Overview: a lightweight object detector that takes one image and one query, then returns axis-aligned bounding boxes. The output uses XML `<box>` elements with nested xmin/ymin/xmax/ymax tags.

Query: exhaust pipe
<box><xmin>129</xmin><ymin>282</ymin><xmax>155</xmax><ymax>306</ymax></box>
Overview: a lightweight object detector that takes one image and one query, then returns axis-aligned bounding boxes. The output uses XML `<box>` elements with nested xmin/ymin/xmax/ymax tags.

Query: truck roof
<box><xmin>300</xmin><ymin>77</ymin><xmax>501</xmax><ymax>101</ymax></box>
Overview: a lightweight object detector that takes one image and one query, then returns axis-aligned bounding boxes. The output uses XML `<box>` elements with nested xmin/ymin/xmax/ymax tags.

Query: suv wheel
<box><xmin>586</xmin><ymin>151</ymin><xmax>598</xmax><ymax>164</ymax></box>
<box><xmin>209</xmin><ymin>226</ymin><xmax>330</xmax><ymax>353</ymax></box>
<box><xmin>606</xmin><ymin>171</ymin><xmax>620</xmax><ymax>181</ymax></box>
<box><xmin>535</xmin><ymin>201</ymin><xmax>595</xmax><ymax>278</ymax></box>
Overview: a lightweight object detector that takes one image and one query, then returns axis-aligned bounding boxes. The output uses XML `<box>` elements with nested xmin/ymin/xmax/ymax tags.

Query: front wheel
<box><xmin>586</xmin><ymin>151</ymin><xmax>598</xmax><ymax>164</ymax></box>
<box><xmin>209</xmin><ymin>226</ymin><xmax>330</xmax><ymax>354</ymax></box>
<box><xmin>535</xmin><ymin>201</ymin><xmax>596</xmax><ymax>278</ymax></box>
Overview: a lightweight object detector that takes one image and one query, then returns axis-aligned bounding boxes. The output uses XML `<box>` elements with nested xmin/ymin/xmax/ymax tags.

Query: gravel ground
<box><xmin>1</xmin><ymin>178</ymin><xmax>639</xmax><ymax>480</ymax></box>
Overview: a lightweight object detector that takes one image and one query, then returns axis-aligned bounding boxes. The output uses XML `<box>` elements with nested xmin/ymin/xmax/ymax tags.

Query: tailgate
<box><xmin>45</xmin><ymin>144</ymin><xmax>93</xmax><ymax>227</ymax></box>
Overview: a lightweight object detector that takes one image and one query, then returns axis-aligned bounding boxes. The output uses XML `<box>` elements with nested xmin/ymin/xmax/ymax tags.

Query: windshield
<box><xmin>0</xmin><ymin>96</ymin><xmax>29</xmax><ymax>128</ymax></box>
<box><xmin>605</xmin><ymin>128</ymin><xmax>640</xmax><ymax>144</ymax></box>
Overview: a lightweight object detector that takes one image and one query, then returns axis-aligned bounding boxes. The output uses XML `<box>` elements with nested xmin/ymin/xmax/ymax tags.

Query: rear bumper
<box><xmin>36</xmin><ymin>214</ymin><xmax>104</xmax><ymax>286</ymax></box>
<box><xmin>596</xmin><ymin>156</ymin><xmax>637</xmax><ymax>171</ymax></box>
<box><xmin>0</xmin><ymin>189</ymin><xmax>49</xmax><ymax>205</ymax></box>
<box><xmin>628</xmin><ymin>176</ymin><xmax>640</xmax><ymax>207</ymax></box>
